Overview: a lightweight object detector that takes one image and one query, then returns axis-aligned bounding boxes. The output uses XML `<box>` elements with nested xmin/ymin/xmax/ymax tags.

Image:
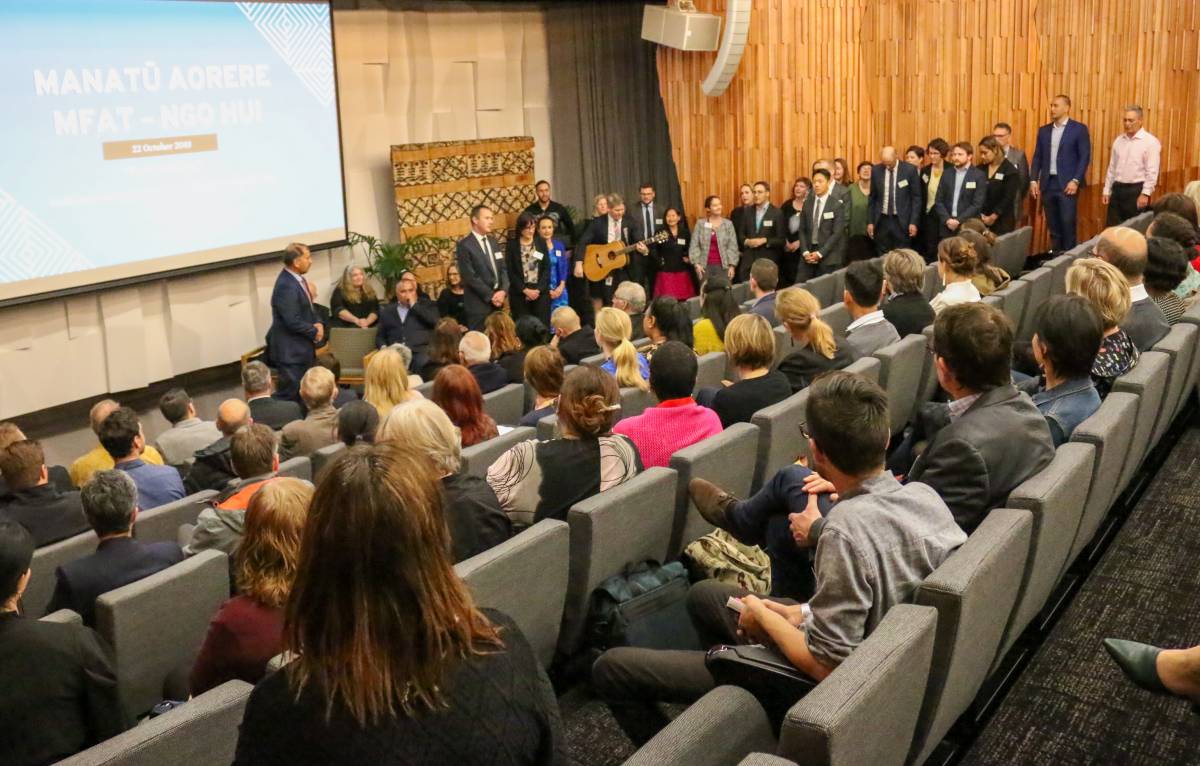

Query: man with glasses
<box><xmin>992</xmin><ymin>122</ymin><xmax>1030</xmax><ymax>225</ymax></box>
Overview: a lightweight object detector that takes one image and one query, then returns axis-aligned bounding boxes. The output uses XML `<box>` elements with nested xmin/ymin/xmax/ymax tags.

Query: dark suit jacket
<box><xmin>506</xmin><ymin>237</ymin><xmax>552</xmax><ymax>321</ymax></box>
<box><xmin>0</xmin><ymin>484</ymin><xmax>89</xmax><ymax>547</ymax></box>
<box><xmin>741</xmin><ymin>205</ymin><xmax>786</xmax><ymax>264</ymax></box>
<box><xmin>868</xmin><ymin>162</ymin><xmax>924</xmax><ymax>228</ymax></box>
<box><xmin>882</xmin><ymin>292</ymin><xmax>936</xmax><ymax>338</ymax></box>
<box><xmin>776</xmin><ymin>342</ymin><xmax>859</xmax><ymax>394</ymax></box>
<box><xmin>184</xmin><ymin>436</ymin><xmax>235</xmax><ymax>494</ymax></box>
<box><xmin>46</xmin><ymin>537</ymin><xmax>184</xmax><ymax>626</ymax></box>
<box><xmin>980</xmin><ymin>159</ymin><xmax>1021</xmax><ymax>235</ymax></box>
<box><xmin>455</xmin><ymin>232</ymin><xmax>509</xmax><ymax>330</ymax></box>
<box><xmin>1005</xmin><ymin>147</ymin><xmax>1030</xmax><ymax>197</ymax></box>
<box><xmin>556</xmin><ymin>327</ymin><xmax>602</xmax><ymax>365</ymax></box>
<box><xmin>266</xmin><ymin>270</ymin><xmax>318</xmax><ymax>366</ymax></box>
<box><xmin>469</xmin><ymin>362</ymin><xmax>509</xmax><ymax>395</ymax></box>
<box><xmin>0</xmin><ymin>613</ymin><xmax>130</xmax><ymax>766</ymax></box>
<box><xmin>798</xmin><ymin>192</ymin><xmax>849</xmax><ymax>271</ymax></box>
<box><xmin>908</xmin><ymin>384</ymin><xmax>1054</xmax><ymax>533</ymax></box>
<box><xmin>248</xmin><ymin>396</ymin><xmax>302</xmax><ymax>431</ymax></box>
<box><xmin>374</xmin><ymin>295</ymin><xmax>439</xmax><ymax>351</ymax></box>
<box><xmin>730</xmin><ymin>204</ymin><xmax>756</xmax><ymax>248</ymax></box>
<box><xmin>934</xmin><ymin>165</ymin><xmax>989</xmax><ymax>236</ymax></box>
<box><xmin>1031</xmin><ymin>119</ymin><xmax>1091</xmax><ymax>187</ymax></box>
<box><xmin>0</xmin><ymin>465</ymin><xmax>72</xmax><ymax>501</ymax></box>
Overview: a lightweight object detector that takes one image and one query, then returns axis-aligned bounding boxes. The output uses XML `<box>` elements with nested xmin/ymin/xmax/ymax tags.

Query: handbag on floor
<box><xmin>586</xmin><ymin>560</ymin><xmax>702</xmax><ymax>651</ymax></box>
<box><xmin>682</xmin><ymin>528</ymin><xmax>772</xmax><ymax>595</ymax></box>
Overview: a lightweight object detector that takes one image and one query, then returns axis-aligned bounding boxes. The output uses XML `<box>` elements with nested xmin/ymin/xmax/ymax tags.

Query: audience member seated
<box><xmin>843</xmin><ymin>259</ymin><xmax>901</xmax><ymax>356</ymax></box>
<box><xmin>747</xmin><ymin>258</ymin><xmax>779</xmax><ymax>324</ymax></box>
<box><xmin>1094</xmin><ymin>226</ymin><xmax>1170</xmax><ymax>351</ymax></box>
<box><xmin>460</xmin><ymin>331</ymin><xmax>509</xmax><ymax>395</ymax></box>
<box><xmin>1016</xmin><ymin>296</ymin><xmax>1104</xmax><ymax>446</ymax></box>
<box><xmin>153</xmin><ymin>388</ymin><xmax>221</xmax><ymax>469</ymax></box>
<box><xmin>640</xmin><ymin>296</ymin><xmax>693</xmax><ymax>360</ymax></box>
<box><xmin>485</xmin><ymin>312</ymin><xmax>527</xmax><ymax>385</ymax></box>
<box><xmin>0</xmin><ymin>440</ymin><xmax>88</xmax><ymax>547</ymax></box>
<box><xmin>487</xmin><ymin>366</ymin><xmax>641</xmax><ymax>526</ymax></box>
<box><xmin>929</xmin><ymin>236</ymin><xmax>982</xmax><ymax>314</ymax></box>
<box><xmin>241</xmin><ymin>361</ymin><xmax>302</xmax><ymax>431</ymax></box>
<box><xmin>1067</xmin><ymin>258</ymin><xmax>1140</xmax><ymax>397</ymax></box>
<box><xmin>1144</xmin><ymin>236</ymin><xmax>1190</xmax><ymax>324</ymax></box>
<box><xmin>595</xmin><ymin>307</ymin><xmax>650</xmax><ymax>389</ymax></box>
<box><xmin>0</xmin><ymin>423</ymin><xmax>72</xmax><ymax>500</ymax></box>
<box><xmin>1146</xmin><ymin>211</ymin><xmax>1200</xmax><ymax>299</ymax></box>
<box><xmin>0</xmin><ymin>522</ymin><xmax>129</xmax><ymax>766</ymax></box>
<box><xmin>378</xmin><ymin>401</ymin><xmax>511</xmax><ymax>562</ymax></box>
<box><xmin>185</xmin><ymin>425</ymin><xmax>281</xmax><ymax>558</ymax></box>
<box><xmin>422</xmin><ymin>317</ymin><xmax>464</xmax><ymax>382</ymax></box>
<box><xmin>231</xmin><ymin>442</ymin><xmax>562</xmax><ymax>765</ymax></box>
<box><xmin>959</xmin><ymin>224</ymin><xmax>1010</xmax><ymax>296</ymax></box>
<box><xmin>593</xmin><ymin>372</ymin><xmax>966</xmax><ymax>745</ymax></box>
<box><xmin>881</xmin><ymin>248</ymin><xmax>936</xmax><ymax>337</ymax></box>
<box><xmin>328</xmin><ymin>264</ymin><xmax>379</xmax><ymax>329</ymax></box>
<box><xmin>614</xmin><ymin>342</ymin><xmax>723</xmax><ymax>468</ymax></box>
<box><xmin>280</xmin><ymin>367</ymin><xmax>340</xmax><ymax>460</ymax></box>
<box><xmin>69</xmin><ymin>399</ymin><xmax>167</xmax><ymax>488</ymax></box>
<box><xmin>185</xmin><ymin>399</ymin><xmax>253</xmax><ymax>494</ymax></box>
<box><xmin>46</xmin><ymin>470</ymin><xmax>183</xmax><ymax>625</ymax></box>
<box><xmin>550</xmin><ymin>306</ymin><xmax>601</xmax><ymax>365</ymax></box>
<box><xmin>374</xmin><ymin>273</ymin><xmax>439</xmax><ymax>374</ymax></box>
<box><xmin>519</xmin><ymin>346</ymin><xmax>565</xmax><ymax>428</ymax></box>
<box><xmin>99</xmin><ymin>407</ymin><xmax>184</xmax><ymax>510</ymax></box>
<box><xmin>703</xmin><ymin>313</ymin><xmax>792</xmax><ymax>428</ymax></box>
<box><xmin>189</xmin><ymin>478</ymin><xmax>311</xmax><ymax>696</ymax></box>
<box><xmin>612</xmin><ymin>281</ymin><xmax>648</xmax><ymax>341</ymax></box>
<box><xmin>363</xmin><ymin>346</ymin><xmax>423</xmax><ymax>419</ymax></box>
<box><xmin>436</xmin><ymin>263</ymin><xmax>469</xmax><ymax>330</ymax></box>
<box><xmin>776</xmin><ymin>287</ymin><xmax>860</xmax><ymax>393</ymax></box>
<box><xmin>693</xmin><ymin>276</ymin><xmax>740</xmax><ymax>355</ymax></box>
<box><xmin>335</xmin><ymin>400</ymin><xmax>378</xmax><ymax>447</ymax></box>
<box><xmin>312</xmin><ymin>355</ymin><xmax>360</xmax><ymax>408</ymax></box>
<box><xmin>432</xmin><ymin>365</ymin><xmax>499</xmax><ymax>448</ymax></box>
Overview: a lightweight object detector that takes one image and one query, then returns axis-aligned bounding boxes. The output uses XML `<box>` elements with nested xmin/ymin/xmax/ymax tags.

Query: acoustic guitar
<box><xmin>583</xmin><ymin>230</ymin><xmax>670</xmax><ymax>282</ymax></box>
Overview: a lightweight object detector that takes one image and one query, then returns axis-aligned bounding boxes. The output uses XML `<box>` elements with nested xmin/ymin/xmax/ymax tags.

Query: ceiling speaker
<box><xmin>701</xmin><ymin>0</ymin><xmax>751</xmax><ymax>97</ymax></box>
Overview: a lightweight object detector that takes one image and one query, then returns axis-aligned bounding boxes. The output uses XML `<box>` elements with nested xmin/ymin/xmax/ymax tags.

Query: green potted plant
<box><xmin>347</xmin><ymin>231</ymin><xmax>455</xmax><ymax>294</ymax></box>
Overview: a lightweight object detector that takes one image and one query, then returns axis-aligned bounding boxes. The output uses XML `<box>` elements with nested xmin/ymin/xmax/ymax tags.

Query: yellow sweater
<box><xmin>692</xmin><ymin>319</ymin><xmax>726</xmax><ymax>355</ymax></box>
<box><xmin>70</xmin><ymin>445</ymin><xmax>166</xmax><ymax>487</ymax></box>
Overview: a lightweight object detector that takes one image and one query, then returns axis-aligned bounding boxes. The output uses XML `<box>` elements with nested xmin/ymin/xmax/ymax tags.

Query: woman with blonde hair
<box><xmin>231</xmin><ymin>443</ymin><xmax>561</xmax><ymax>764</ymax></box>
<box><xmin>1066</xmin><ymin>258</ymin><xmax>1140</xmax><ymax>396</ymax></box>
<box><xmin>775</xmin><ymin>287</ymin><xmax>859</xmax><ymax>393</ymax></box>
<box><xmin>703</xmin><ymin>313</ymin><xmax>792</xmax><ymax>427</ymax></box>
<box><xmin>329</xmin><ymin>265</ymin><xmax>380</xmax><ymax>329</ymax></box>
<box><xmin>363</xmin><ymin>346</ymin><xmax>422</xmax><ymax>419</ymax></box>
<box><xmin>190</xmin><ymin>478</ymin><xmax>313</xmax><ymax>695</ymax></box>
<box><xmin>930</xmin><ymin>236</ymin><xmax>982</xmax><ymax>314</ymax></box>
<box><xmin>595</xmin><ymin>306</ymin><xmax>649</xmax><ymax>390</ymax></box>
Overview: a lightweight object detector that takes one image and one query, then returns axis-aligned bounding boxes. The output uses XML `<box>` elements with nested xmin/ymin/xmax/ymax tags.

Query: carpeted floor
<box><xmin>559</xmin><ymin>685</ymin><xmax>638</xmax><ymax>766</ymax></box>
<box><xmin>962</xmin><ymin>425</ymin><xmax>1200</xmax><ymax>765</ymax></box>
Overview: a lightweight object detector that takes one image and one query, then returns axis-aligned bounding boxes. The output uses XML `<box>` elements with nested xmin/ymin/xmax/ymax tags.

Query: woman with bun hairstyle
<box><xmin>930</xmin><ymin>236</ymin><xmax>982</xmax><ymax>314</ymax></box>
<box><xmin>486</xmin><ymin>366</ymin><xmax>642</xmax><ymax>526</ymax></box>
<box><xmin>595</xmin><ymin>307</ymin><xmax>650</xmax><ymax>390</ymax></box>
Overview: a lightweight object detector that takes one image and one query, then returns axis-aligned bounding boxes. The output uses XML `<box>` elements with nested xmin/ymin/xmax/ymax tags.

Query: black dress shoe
<box><xmin>1103</xmin><ymin>638</ymin><xmax>1168</xmax><ymax>694</ymax></box>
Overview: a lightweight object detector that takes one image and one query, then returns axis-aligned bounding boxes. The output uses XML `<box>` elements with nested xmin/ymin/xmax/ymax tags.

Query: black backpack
<box><xmin>586</xmin><ymin>561</ymin><xmax>702</xmax><ymax>651</ymax></box>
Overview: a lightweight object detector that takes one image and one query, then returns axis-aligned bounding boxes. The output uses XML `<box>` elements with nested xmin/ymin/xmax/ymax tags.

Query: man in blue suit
<box><xmin>1031</xmin><ymin>95</ymin><xmax>1091</xmax><ymax>251</ymax></box>
<box><xmin>266</xmin><ymin>243</ymin><xmax>323</xmax><ymax>402</ymax></box>
<box><xmin>867</xmin><ymin>146</ymin><xmax>923</xmax><ymax>256</ymax></box>
<box><xmin>934</xmin><ymin>142</ymin><xmax>989</xmax><ymax>240</ymax></box>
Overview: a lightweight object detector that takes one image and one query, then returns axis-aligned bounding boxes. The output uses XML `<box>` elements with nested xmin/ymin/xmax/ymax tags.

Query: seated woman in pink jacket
<box><xmin>613</xmin><ymin>341</ymin><xmax>723</xmax><ymax>468</ymax></box>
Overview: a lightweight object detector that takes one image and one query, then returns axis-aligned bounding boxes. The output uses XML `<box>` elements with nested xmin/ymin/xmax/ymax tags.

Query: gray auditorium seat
<box><xmin>558</xmin><ymin>468</ymin><xmax>678</xmax><ymax>656</ymax></box>
<box><xmin>25</xmin><ymin>530</ymin><xmax>96</xmax><ymax>618</ymax></box>
<box><xmin>41</xmin><ymin>609</ymin><xmax>82</xmax><ymax>625</ymax></box>
<box><xmin>818</xmin><ymin>302</ymin><xmax>851</xmax><ymax>336</ymax></box>
<box><xmin>1013</xmin><ymin>226</ymin><xmax>1033</xmax><ymax>266</ymax></box>
<box><xmin>1016</xmin><ymin>267</ymin><xmax>1053</xmax><ymax>339</ymax></box>
<box><xmin>908</xmin><ymin>509</ymin><xmax>1032</xmax><ymax>765</ymax></box>
<box><xmin>95</xmin><ymin>549</ymin><xmax>231</xmax><ymax>715</ymax></box>
<box><xmin>831</xmin><ymin>268</ymin><xmax>846</xmax><ymax>304</ymax></box>
<box><xmin>619</xmin><ymin>387</ymin><xmax>658</xmax><ymax>420</ymax></box>
<box><xmin>483</xmin><ymin>383</ymin><xmax>525</xmax><ymax>426</ymax></box>
<box><xmin>275</xmin><ymin>455</ymin><xmax>312</xmax><ymax>481</ymax></box>
<box><xmin>751</xmin><ymin>391</ymin><xmax>810</xmax><ymax>493</ymax></box>
<box><xmin>994</xmin><ymin>443</ymin><xmax>1094</xmax><ymax>666</ymax></box>
<box><xmin>634</xmin><ymin>336</ymin><xmax>652</xmax><ymax>350</ymax></box>
<box><xmin>1043</xmin><ymin>255</ymin><xmax>1073</xmax><ymax>296</ymax></box>
<box><xmin>871</xmin><ymin>334</ymin><xmax>926</xmax><ymax>434</ymax></box>
<box><xmin>773</xmin><ymin>326</ymin><xmax>793</xmax><ymax>368</ymax></box>
<box><xmin>804</xmin><ymin>273</ymin><xmax>838</xmax><ymax>307</ymax></box>
<box><xmin>133</xmin><ymin>490</ymin><xmax>217</xmax><ymax>546</ymax></box>
<box><xmin>917</xmin><ymin>325</ymin><xmax>940</xmax><ymax>408</ymax></box>
<box><xmin>461</xmin><ymin>426</ymin><xmax>536</xmax><ymax>479</ymax></box>
<box><xmin>537</xmin><ymin>413</ymin><xmax>559</xmax><ymax>441</ymax></box>
<box><xmin>844</xmin><ymin>355</ymin><xmax>881</xmax><ymax>384</ymax></box>
<box><xmin>310</xmin><ymin>441</ymin><xmax>346</xmax><ymax>480</ymax></box>
<box><xmin>922</xmin><ymin>262</ymin><xmax>941</xmax><ymax>300</ymax></box>
<box><xmin>991</xmin><ymin>229</ymin><xmax>1026</xmax><ymax>276</ymax></box>
<box><xmin>732</xmin><ymin>281</ymin><xmax>752</xmax><ymax>304</ymax></box>
<box><xmin>1150</xmin><ymin>323</ymin><xmax>1198</xmax><ymax>441</ymax></box>
<box><xmin>1111</xmin><ymin>350</ymin><xmax>1169</xmax><ymax>493</ymax></box>
<box><xmin>668</xmin><ymin>423</ymin><xmax>759</xmax><ymax>557</ymax></box>
<box><xmin>327</xmin><ymin>327</ymin><xmax>377</xmax><ymax>381</ymax></box>
<box><xmin>580</xmin><ymin>352</ymin><xmax>607</xmax><ymax>367</ymax></box>
<box><xmin>55</xmin><ymin>680</ymin><xmax>252</xmax><ymax>766</ymax></box>
<box><xmin>415</xmin><ymin>379</ymin><xmax>435</xmax><ymax>398</ymax></box>
<box><xmin>455</xmin><ymin>519</ymin><xmax>569</xmax><ymax>668</ymax></box>
<box><xmin>778</xmin><ymin>604</ymin><xmax>937</xmax><ymax>766</ymax></box>
<box><xmin>623</xmin><ymin>686</ymin><xmax>776</xmax><ymax>766</ymax></box>
<box><xmin>1178</xmin><ymin>302</ymin><xmax>1200</xmax><ymax>401</ymax></box>
<box><xmin>989</xmin><ymin>278</ymin><xmax>1029</xmax><ymax>333</ymax></box>
<box><xmin>1067</xmin><ymin>392</ymin><xmax>1138</xmax><ymax>566</ymax></box>
<box><xmin>686</xmin><ymin>295</ymin><xmax>702</xmax><ymax>320</ymax></box>
<box><xmin>1124</xmin><ymin>210</ymin><xmax>1153</xmax><ymax>233</ymax></box>
<box><xmin>694</xmin><ymin>352</ymin><xmax>727</xmax><ymax>393</ymax></box>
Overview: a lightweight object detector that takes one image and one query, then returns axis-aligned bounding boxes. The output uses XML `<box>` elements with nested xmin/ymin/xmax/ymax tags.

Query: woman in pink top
<box><xmin>613</xmin><ymin>341</ymin><xmax>723</xmax><ymax>468</ymax></box>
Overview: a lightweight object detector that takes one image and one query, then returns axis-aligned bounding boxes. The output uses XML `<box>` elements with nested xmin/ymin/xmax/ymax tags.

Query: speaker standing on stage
<box><xmin>266</xmin><ymin>243</ymin><xmax>322</xmax><ymax>403</ymax></box>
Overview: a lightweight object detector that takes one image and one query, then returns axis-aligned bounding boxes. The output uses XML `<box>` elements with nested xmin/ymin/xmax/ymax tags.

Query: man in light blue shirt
<box><xmin>99</xmin><ymin>407</ymin><xmax>184</xmax><ymax>510</ymax></box>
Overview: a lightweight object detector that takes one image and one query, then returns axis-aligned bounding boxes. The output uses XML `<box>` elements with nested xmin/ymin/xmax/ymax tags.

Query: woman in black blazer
<box><xmin>779</xmin><ymin>177</ymin><xmax>811</xmax><ymax>286</ymax></box>
<box><xmin>505</xmin><ymin>211</ymin><xmax>551</xmax><ymax>323</ymax></box>
<box><xmin>977</xmin><ymin>136</ymin><xmax>1020</xmax><ymax>235</ymax></box>
<box><xmin>650</xmin><ymin>207</ymin><xmax>698</xmax><ymax>300</ymax></box>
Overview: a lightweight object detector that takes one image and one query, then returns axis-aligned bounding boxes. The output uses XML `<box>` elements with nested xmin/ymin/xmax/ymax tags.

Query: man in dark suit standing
<box><xmin>993</xmin><ymin>122</ymin><xmax>1030</xmax><ymax>225</ymax></box>
<box><xmin>267</xmin><ymin>243</ymin><xmax>322</xmax><ymax>403</ymax></box>
<box><xmin>455</xmin><ymin>204</ymin><xmax>509</xmax><ymax>330</ymax></box>
<box><xmin>740</xmin><ymin>181</ymin><xmax>786</xmax><ymax>268</ymax></box>
<box><xmin>935</xmin><ymin>142</ymin><xmax>988</xmax><ymax>240</ymax></box>
<box><xmin>45</xmin><ymin>470</ymin><xmax>183</xmax><ymax>626</ymax></box>
<box><xmin>374</xmin><ymin>274</ymin><xmax>439</xmax><ymax>373</ymax></box>
<box><xmin>629</xmin><ymin>183</ymin><xmax>662</xmax><ymax>292</ymax></box>
<box><xmin>581</xmin><ymin>194</ymin><xmax>642</xmax><ymax>309</ymax></box>
<box><xmin>797</xmin><ymin>168</ymin><xmax>848</xmax><ymax>280</ymax></box>
<box><xmin>1031</xmin><ymin>94</ymin><xmax>1091</xmax><ymax>251</ymax></box>
<box><xmin>868</xmin><ymin>146</ymin><xmax>923</xmax><ymax>255</ymax></box>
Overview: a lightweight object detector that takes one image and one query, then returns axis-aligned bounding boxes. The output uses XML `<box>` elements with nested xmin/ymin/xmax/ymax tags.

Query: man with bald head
<box><xmin>1094</xmin><ymin>226</ymin><xmax>1169</xmax><ymax>350</ymax></box>
<box><xmin>868</xmin><ymin>146</ymin><xmax>923</xmax><ymax>255</ymax></box>
<box><xmin>69</xmin><ymin>399</ymin><xmax>167</xmax><ymax>487</ymax></box>
<box><xmin>184</xmin><ymin>399</ymin><xmax>253</xmax><ymax>493</ymax></box>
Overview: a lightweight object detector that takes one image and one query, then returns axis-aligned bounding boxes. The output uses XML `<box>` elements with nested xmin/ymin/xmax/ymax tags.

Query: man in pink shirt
<box><xmin>613</xmin><ymin>342</ymin><xmax>722</xmax><ymax>468</ymax></box>
<box><xmin>1103</xmin><ymin>104</ymin><xmax>1161</xmax><ymax>225</ymax></box>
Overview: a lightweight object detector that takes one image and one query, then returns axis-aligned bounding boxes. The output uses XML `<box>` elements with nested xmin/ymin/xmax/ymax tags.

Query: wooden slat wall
<box><xmin>658</xmin><ymin>0</ymin><xmax>1200</xmax><ymax>250</ymax></box>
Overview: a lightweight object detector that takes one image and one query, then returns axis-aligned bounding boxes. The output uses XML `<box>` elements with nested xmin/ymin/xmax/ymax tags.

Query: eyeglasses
<box><xmin>799</xmin><ymin>423</ymin><xmax>811</xmax><ymax>440</ymax></box>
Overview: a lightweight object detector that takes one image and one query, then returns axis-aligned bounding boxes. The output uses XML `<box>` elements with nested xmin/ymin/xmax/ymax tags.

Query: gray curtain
<box><xmin>543</xmin><ymin>1</ymin><xmax>684</xmax><ymax>222</ymax></box>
